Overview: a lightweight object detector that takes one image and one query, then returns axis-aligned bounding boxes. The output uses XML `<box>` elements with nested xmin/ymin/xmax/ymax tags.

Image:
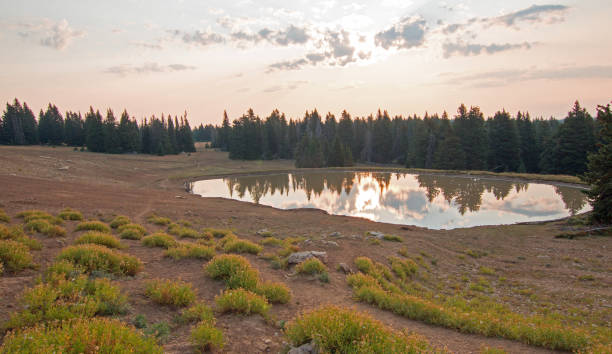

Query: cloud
<box><xmin>442</xmin><ymin>41</ymin><xmax>532</xmax><ymax>58</ymax></box>
<box><xmin>16</xmin><ymin>19</ymin><xmax>85</xmax><ymax>50</ymax></box>
<box><xmin>267</xmin><ymin>58</ymin><xmax>309</xmax><ymax>71</ymax></box>
<box><xmin>104</xmin><ymin>62</ymin><xmax>196</xmax><ymax>76</ymax></box>
<box><xmin>374</xmin><ymin>17</ymin><xmax>427</xmax><ymax>50</ymax></box>
<box><xmin>170</xmin><ymin>29</ymin><xmax>225</xmax><ymax>46</ymax></box>
<box><xmin>494</xmin><ymin>4</ymin><xmax>569</xmax><ymax>27</ymax></box>
<box><xmin>130</xmin><ymin>40</ymin><xmax>164</xmax><ymax>50</ymax></box>
<box><xmin>262</xmin><ymin>80</ymin><xmax>308</xmax><ymax>93</ymax></box>
<box><xmin>440</xmin><ymin>65</ymin><xmax>612</xmax><ymax>87</ymax></box>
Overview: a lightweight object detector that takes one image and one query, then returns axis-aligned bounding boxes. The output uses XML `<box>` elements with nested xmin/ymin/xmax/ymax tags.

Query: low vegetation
<box><xmin>0</xmin><ymin>240</ymin><xmax>36</xmax><ymax>273</ymax></box>
<box><xmin>0</xmin><ymin>209</ymin><xmax>10</xmax><ymax>223</ymax></box>
<box><xmin>223</xmin><ymin>237</ymin><xmax>262</xmax><ymax>255</ymax></box>
<box><xmin>383</xmin><ymin>234</ymin><xmax>403</xmax><ymax>242</ymax></box>
<box><xmin>147</xmin><ymin>214</ymin><xmax>172</xmax><ymax>226</ymax></box>
<box><xmin>118</xmin><ymin>223</ymin><xmax>147</xmax><ymax>240</ymax></box>
<box><xmin>180</xmin><ymin>302</ymin><xmax>225</xmax><ymax>351</ymax></box>
<box><xmin>0</xmin><ymin>318</ymin><xmax>162</xmax><ymax>353</ymax></box>
<box><xmin>164</xmin><ymin>242</ymin><xmax>215</xmax><ymax>260</ymax></box>
<box><xmin>255</xmin><ymin>281</ymin><xmax>292</xmax><ymax>304</ymax></box>
<box><xmin>56</xmin><ymin>244</ymin><xmax>142</xmax><ymax>276</ymax></box>
<box><xmin>110</xmin><ymin>215</ymin><xmax>131</xmax><ymax>229</ymax></box>
<box><xmin>168</xmin><ymin>223</ymin><xmax>201</xmax><ymax>239</ymax></box>
<box><xmin>0</xmin><ymin>224</ymin><xmax>42</xmax><ymax>250</ymax></box>
<box><xmin>202</xmin><ymin>228</ymin><xmax>234</xmax><ymax>239</ymax></box>
<box><xmin>142</xmin><ymin>233</ymin><xmax>177</xmax><ymax>249</ymax></box>
<box><xmin>215</xmin><ymin>288</ymin><xmax>270</xmax><ymax>316</ymax></box>
<box><xmin>205</xmin><ymin>254</ymin><xmax>259</xmax><ymax>291</ymax></box>
<box><xmin>57</xmin><ymin>208</ymin><xmax>83</xmax><ymax>221</ymax></box>
<box><xmin>347</xmin><ymin>256</ymin><xmax>605</xmax><ymax>352</ymax></box>
<box><xmin>24</xmin><ymin>219</ymin><xmax>66</xmax><ymax>237</ymax></box>
<box><xmin>285</xmin><ymin>305</ymin><xmax>440</xmax><ymax>353</ymax></box>
<box><xmin>74</xmin><ymin>231</ymin><xmax>124</xmax><ymax>249</ymax></box>
<box><xmin>145</xmin><ymin>279</ymin><xmax>196</xmax><ymax>307</ymax></box>
<box><xmin>75</xmin><ymin>220</ymin><xmax>111</xmax><ymax>233</ymax></box>
<box><xmin>18</xmin><ymin>210</ymin><xmax>63</xmax><ymax>225</ymax></box>
<box><xmin>295</xmin><ymin>258</ymin><xmax>328</xmax><ymax>277</ymax></box>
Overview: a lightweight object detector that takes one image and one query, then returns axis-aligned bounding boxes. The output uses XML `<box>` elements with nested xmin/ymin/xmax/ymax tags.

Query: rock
<box><xmin>257</xmin><ymin>229</ymin><xmax>274</xmax><ymax>237</ymax></box>
<box><xmin>338</xmin><ymin>263</ymin><xmax>352</xmax><ymax>274</ymax></box>
<box><xmin>366</xmin><ymin>231</ymin><xmax>385</xmax><ymax>239</ymax></box>
<box><xmin>288</xmin><ymin>341</ymin><xmax>318</xmax><ymax>354</ymax></box>
<box><xmin>264</xmin><ymin>339</ymin><xmax>272</xmax><ymax>344</ymax></box>
<box><xmin>320</xmin><ymin>240</ymin><xmax>339</xmax><ymax>247</ymax></box>
<box><xmin>58</xmin><ymin>166</ymin><xmax>69</xmax><ymax>171</ymax></box>
<box><xmin>287</xmin><ymin>251</ymin><xmax>327</xmax><ymax>265</ymax></box>
<box><xmin>329</xmin><ymin>231</ymin><xmax>342</xmax><ymax>238</ymax></box>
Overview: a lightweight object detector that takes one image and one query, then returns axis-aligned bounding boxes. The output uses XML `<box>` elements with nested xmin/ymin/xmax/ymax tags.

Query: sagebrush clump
<box><xmin>164</xmin><ymin>242</ymin><xmax>215</xmax><ymax>260</ymax></box>
<box><xmin>215</xmin><ymin>288</ymin><xmax>270</xmax><ymax>316</ymax></box>
<box><xmin>56</xmin><ymin>244</ymin><xmax>142</xmax><ymax>276</ymax></box>
<box><xmin>205</xmin><ymin>254</ymin><xmax>259</xmax><ymax>291</ymax></box>
<box><xmin>75</xmin><ymin>220</ymin><xmax>111</xmax><ymax>233</ymax></box>
<box><xmin>145</xmin><ymin>279</ymin><xmax>196</xmax><ymax>307</ymax></box>
<box><xmin>0</xmin><ymin>224</ymin><xmax>42</xmax><ymax>250</ymax></box>
<box><xmin>142</xmin><ymin>233</ymin><xmax>177</xmax><ymax>249</ymax></box>
<box><xmin>0</xmin><ymin>240</ymin><xmax>35</xmax><ymax>273</ymax></box>
<box><xmin>0</xmin><ymin>209</ymin><xmax>10</xmax><ymax>223</ymax></box>
<box><xmin>110</xmin><ymin>215</ymin><xmax>131</xmax><ymax>229</ymax></box>
<box><xmin>147</xmin><ymin>214</ymin><xmax>172</xmax><ymax>226</ymax></box>
<box><xmin>57</xmin><ymin>208</ymin><xmax>83</xmax><ymax>221</ymax></box>
<box><xmin>74</xmin><ymin>231</ymin><xmax>124</xmax><ymax>249</ymax></box>
<box><xmin>118</xmin><ymin>223</ymin><xmax>147</xmax><ymax>240</ymax></box>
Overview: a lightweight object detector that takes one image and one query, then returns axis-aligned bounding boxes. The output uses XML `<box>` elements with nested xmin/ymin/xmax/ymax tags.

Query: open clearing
<box><xmin>0</xmin><ymin>145</ymin><xmax>610</xmax><ymax>353</ymax></box>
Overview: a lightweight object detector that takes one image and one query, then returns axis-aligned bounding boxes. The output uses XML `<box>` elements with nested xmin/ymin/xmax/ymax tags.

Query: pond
<box><xmin>191</xmin><ymin>172</ymin><xmax>590</xmax><ymax>229</ymax></box>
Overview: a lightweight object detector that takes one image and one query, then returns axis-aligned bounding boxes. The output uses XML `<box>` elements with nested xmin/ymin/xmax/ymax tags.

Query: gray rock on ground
<box><xmin>288</xmin><ymin>341</ymin><xmax>318</xmax><ymax>354</ymax></box>
<box><xmin>287</xmin><ymin>251</ymin><xmax>327</xmax><ymax>264</ymax></box>
<box><xmin>366</xmin><ymin>231</ymin><xmax>385</xmax><ymax>239</ymax></box>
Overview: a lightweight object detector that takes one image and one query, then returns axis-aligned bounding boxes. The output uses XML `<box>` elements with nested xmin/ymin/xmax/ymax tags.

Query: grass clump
<box><xmin>466</xmin><ymin>249</ymin><xmax>488</xmax><ymax>259</ymax></box>
<box><xmin>180</xmin><ymin>302</ymin><xmax>225</xmax><ymax>351</ymax></box>
<box><xmin>118</xmin><ymin>223</ymin><xmax>147</xmax><ymax>240</ymax></box>
<box><xmin>260</xmin><ymin>237</ymin><xmax>283</xmax><ymax>247</ymax></box>
<box><xmin>0</xmin><ymin>318</ymin><xmax>162</xmax><ymax>353</ymax></box>
<box><xmin>4</xmin><ymin>267</ymin><xmax>128</xmax><ymax>330</ymax></box>
<box><xmin>147</xmin><ymin>214</ymin><xmax>172</xmax><ymax>226</ymax></box>
<box><xmin>285</xmin><ymin>305</ymin><xmax>439</xmax><ymax>353</ymax></box>
<box><xmin>145</xmin><ymin>279</ymin><xmax>196</xmax><ymax>307</ymax></box>
<box><xmin>223</xmin><ymin>238</ymin><xmax>262</xmax><ymax>255</ymax></box>
<box><xmin>0</xmin><ymin>240</ymin><xmax>35</xmax><ymax>273</ymax></box>
<box><xmin>57</xmin><ymin>208</ymin><xmax>83</xmax><ymax>221</ymax></box>
<box><xmin>18</xmin><ymin>210</ymin><xmax>63</xmax><ymax>225</ymax></box>
<box><xmin>110</xmin><ymin>215</ymin><xmax>131</xmax><ymax>228</ymax></box>
<box><xmin>389</xmin><ymin>257</ymin><xmax>418</xmax><ymax>280</ymax></box>
<box><xmin>56</xmin><ymin>244</ymin><xmax>142</xmax><ymax>276</ymax></box>
<box><xmin>205</xmin><ymin>254</ymin><xmax>259</xmax><ymax>291</ymax></box>
<box><xmin>168</xmin><ymin>223</ymin><xmax>202</xmax><ymax>239</ymax></box>
<box><xmin>479</xmin><ymin>266</ymin><xmax>495</xmax><ymax>275</ymax></box>
<box><xmin>0</xmin><ymin>209</ymin><xmax>10</xmax><ymax>223</ymax></box>
<box><xmin>296</xmin><ymin>258</ymin><xmax>327</xmax><ymax>275</ymax></box>
<box><xmin>0</xmin><ymin>224</ymin><xmax>42</xmax><ymax>250</ymax></box>
<box><xmin>142</xmin><ymin>232</ymin><xmax>177</xmax><ymax>249</ymax></box>
<box><xmin>74</xmin><ymin>231</ymin><xmax>124</xmax><ymax>249</ymax></box>
<box><xmin>164</xmin><ymin>242</ymin><xmax>216</xmax><ymax>260</ymax></box>
<box><xmin>75</xmin><ymin>220</ymin><xmax>111</xmax><ymax>233</ymax></box>
<box><xmin>215</xmin><ymin>288</ymin><xmax>269</xmax><ymax>316</ymax></box>
<box><xmin>255</xmin><ymin>281</ymin><xmax>292</xmax><ymax>304</ymax></box>
<box><xmin>203</xmin><ymin>227</ymin><xmax>234</xmax><ymax>239</ymax></box>
<box><xmin>24</xmin><ymin>219</ymin><xmax>66</xmax><ymax>237</ymax></box>
<box><xmin>383</xmin><ymin>234</ymin><xmax>403</xmax><ymax>242</ymax></box>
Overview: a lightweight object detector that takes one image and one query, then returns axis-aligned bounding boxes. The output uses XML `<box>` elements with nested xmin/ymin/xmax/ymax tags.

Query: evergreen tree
<box><xmin>118</xmin><ymin>110</ymin><xmax>139</xmax><ymax>152</ymax></box>
<box><xmin>103</xmin><ymin>109</ymin><xmax>121</xmax><ymax>153</ymax></box>
<box><xmin>327</xmin><ymin>136</ymin><xmax>345</xmax><ymax>167</ymax></box>
<box><xmin>554</xmin><ymin>101</ymin><xmax>596</xmax><ymax>175</ymax></box>
<box><xmin>516</xmin><ymin>112</ymin><xmax>540</xmax><ymax>173</ymax></box>
<box><xmin>64</xmin><ymin>111</ymin><xmax>85</xmax><ymax>146</ymax></box>
<box><xmin>1</xmin><ymin>99</ymin><xmax>25</xmax><ymax>145</ymax></box>
<box><xmin>582</xmin><ymin>103</ymin><xmax>612</xmax><ymax>223</ymax></box>
<box><xmin>455</xmin><ymin>105</ymin><xmax>487</xmax><ymax>170</ymax></box>
<box><xmin>85</xmin><ymin>108</ymin><xmax>105</xmax><ymax>152</ymax></box>
<box><xmin>39</xmin><ymin>104</ymin><xmax>64</xmax><ymax>145</ymax></box>
<box><xmin>433</xmin><ymin>116</ymin><xmax>465</xmax><ymax>170</ymax></box>
<box><xmin>487</xmin><ymin>110</ymin><xmax>521</xmax><ymax>172</ymax></box>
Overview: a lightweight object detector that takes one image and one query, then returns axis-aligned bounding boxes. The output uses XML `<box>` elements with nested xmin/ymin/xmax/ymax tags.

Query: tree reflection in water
<box><xmin>195</xmin><ymin>172</ymin><xmax>589</xmax><ymax>229</ymax></box>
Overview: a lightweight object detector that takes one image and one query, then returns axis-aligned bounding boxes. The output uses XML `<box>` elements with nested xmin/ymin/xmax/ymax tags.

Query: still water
<box><xmin>191</xmin><ymin>172</ymin><xmax>590</xmax><ymax>229</ymax></box>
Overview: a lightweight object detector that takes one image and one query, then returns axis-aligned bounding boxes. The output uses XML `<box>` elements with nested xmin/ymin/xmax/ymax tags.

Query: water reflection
<box><xmin>192</xmin><ymin>172</ymin><xmax>590</xmax><ymax>229</ymax></box>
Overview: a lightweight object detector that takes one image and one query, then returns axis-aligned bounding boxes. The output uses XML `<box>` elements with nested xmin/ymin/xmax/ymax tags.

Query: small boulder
<box><xmin>288</xmin><ymin>341</ymin><xmax>318</xmax><ymax>354</ymax></box>
<box><xmin>366</xmin><ymin>231</ymin><xmax>385</xmax><ymax>239</ymax></box>
<box><xmin>287</xmin><ymin>251</ymin><xmax>327</xmax><ymax>264</ymax></box>
<box><xmin>329</xmin><ymin>231</ymin><xmax>342</xmax><ymax>238</ymax></box>
<box><xmin>257</xmin><ymin>229</ymin><xmax>274</xmax><ymax>237</ymax></box>
<box><xmin>320</xmin><ymin>240</ymin><xmax>339</xmax><ymax>247</ymax></box>
<box><xmin>338</xmin><ymin>263</ymin><xmax>352</xmax><ymax>274</ymax></box>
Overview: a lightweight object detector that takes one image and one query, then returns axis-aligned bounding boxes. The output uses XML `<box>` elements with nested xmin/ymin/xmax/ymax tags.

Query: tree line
<box><xmin>0</xmin><ymin>99</ymin><xmax>195</xmax><ymax>155</ymax></box>
<box><xmin>209</xmin><ymin>101</ymin><xmax>601</xmax><ymax>176</ymax></box>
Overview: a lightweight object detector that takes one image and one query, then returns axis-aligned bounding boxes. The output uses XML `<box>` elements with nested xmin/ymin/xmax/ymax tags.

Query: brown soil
<box><xmin>0</xmin><ymin>145</ymin><xmax>610</xmax><ymax>353</ymax></box>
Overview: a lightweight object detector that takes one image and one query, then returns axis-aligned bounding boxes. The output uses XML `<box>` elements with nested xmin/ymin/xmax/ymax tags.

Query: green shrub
<box><xmin>354</xmin><ymin>256</ymin><xmax>375</xmax><ymax>273</ymax></box>
<box><xmin>142</xmin><ymin>233</ymin><xmax>177</xmax><ymax>249</ymax></box>
<box><xmin>56</xmin><ymin>244</ymin><xmax>142</xmax><ymax>276</ymax></box>
<box><xmin>168</xmin><ymin>223</ymin><xmax>201</xmax><ymax>239</ymax></box>
<box><xmin>4</xmin><ymin>273</ymin><xmax>128</xmax><ymax>330</ymax></box>
<box><xmin>180</xmin><ymin>302</ymin><xmax>216</xmax><ymax>324</ymax></box>
<box><xmin>133</xmin><ymin>314</ymin><xmax>148</xmax><ymax>329</ymax></box>
<box><xmin>164</xmin><ymin>243</ymin><xmax>215</xmax><ymax>260</ymax></box>
<box><xmin>75</xmin><ymin>220</ymin><xmax>111</xmax><ymax>233</ymax></box>
<box><xmin>466</xmin><ymin>249</ymin><xmax>488</xmax><ymax>259</ymax></box>
<box><xmin>285</xmin><ymin>305</ymin><xmax>437</xmax><ymax>353</ymax></box>
<box><xmin>75</xmin><ymin>231</ymin><xmax>124</xmax><ymax>249</ymax></box>
<box><xmin>479</xmin><ymin>266</ymin><xmax>495</xmax><ymax>275</ymax></box>
<box><xmin>215</xmin><ymin>288</ymin><xmax>269</xmax><ymax>316</ymax></box>
<box><xmin>191</xmin><ymin>322</ymin><xmax>225</xmax><ymax>351</ymax></box>
<box><xmin>202</xmin><ymin>228</ymin><xmax>233</xmax><ymax>238</ymax></box>
<box><xmin>260</xmin><ymin>237</ymin><xmax>283</xmax><ymax>247</ymax></box>
<box><xmin>118</xmin><ymin>223</ymin><xmax>147</xmax><ymax>235</ymax></box>
<box><xmin>119</xmin><ymin>226</ymin><xmax>146</xmax><ymax>240</ymax></box>
<box><xmin>389</xmin><ymin>257</ymin><xmax>418</xmax><ymax>280</ymax></box>
<box><xmin>147</xmin><ymin>214</ymin><xmax>172</xmax><ymax>226</ymax></box>
<box><xmin>256</xmin><ymin>281</ymin><xmax>292</xmax><ymax>304</ymax></box>
<box><xmin>383</xmin><ymin>234</ymin><xmax>403</xmax><ymax>242</ymax></box>
<box><xmin>295</xmin><ymin>258</ymin><xmax>327</xmax><ymax>275</ymax></box>
<box><xmin>57</xmin><ymin>208</ymin><xmax>83</xmax><ymax>221</ymax></box>
<box><xmin>0</xmin><ymin>262</ymin><xmax>3</xmax><ymax>275</ymax></box>
<box><xmin>145</xmin><ymin>279</ymin><xmax>196</xmax><ymax>307</ymax></box>
<box><xmin>144</xmin><ymin>321</ymin><xmax>171</xmax><ymax>343</ymax></box>
<box><xmin>205</xmin><ymin>254</ymin><xmax>259</xmax><ymax>291</ymax></box>
<box><xmin>0</xmin><ymin>240</ymin><xmax>35</xmax><ymax>272</ymax></box>
<box><xmin>223</xmin><ymin>238</ymin><xmax>262</xmax><ymax>255</ymax></box>
<box><xmin>0</xmin><ymin>209</ymin><xmax>10</xmax><ymax>223</ymax></box>
<box><xmin>24</xmin><ymin>219</ymin><xmax>66</xmax><ymax>237</ymax></box>
<box><xmin>0</xmin><ymin>224</ymin><xmax>42</xmax><ymax>250</ymax></box>
<box><xmin>19</xmin><ymin>210</ymin><xmax>63</xmax><ymax>225</ymax></box>
<box><xmin>110</xmin><ymin>215</ymin><xmax>131</xmax><ymax>229</ymax></box>
<box><xmin>0</xmin><ymin>318</ymin><xmax>162</xmax><ymax>353</ymax></box>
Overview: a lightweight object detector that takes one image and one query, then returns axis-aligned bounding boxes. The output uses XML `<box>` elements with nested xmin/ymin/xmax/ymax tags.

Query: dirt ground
<box><xmin>0</xmin><ymin>145</ymin><xmax>610</xmax><ymax>353</ymax></box>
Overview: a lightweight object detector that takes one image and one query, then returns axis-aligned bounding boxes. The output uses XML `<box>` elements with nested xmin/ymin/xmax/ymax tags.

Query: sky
<box><xmin>1</xmin><ymin>0</ymin><xmax>611</xmax><ymax>125</ymax></box>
